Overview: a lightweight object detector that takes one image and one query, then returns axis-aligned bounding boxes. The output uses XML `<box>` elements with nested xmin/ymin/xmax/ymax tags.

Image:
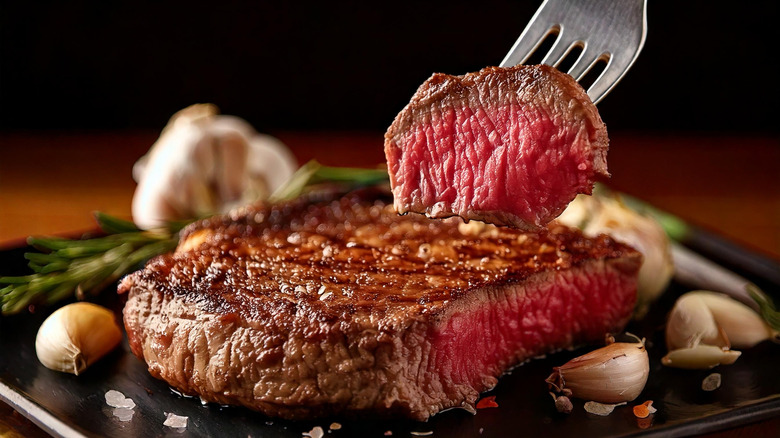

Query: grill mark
<box><xmin>119</xmin><ymin>189</ymin><xmax>641</xmax><ymax>420</ymax></box>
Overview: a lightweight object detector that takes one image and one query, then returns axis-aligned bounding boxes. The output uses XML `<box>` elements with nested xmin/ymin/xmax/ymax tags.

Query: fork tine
<box><xmin>565</xmin><ymin>49</ymin><xmax>603</xmax><ymax>82</ymax></box>
<box><xmin>500</xmin><ymin>26</ymin><xmax>558</xmax><ymax>67</ymax></box>
<box><xmin>539</xmin><ymin>33</ymin><xmax>580</xmax><ymax>68</ymax></box>
<box><xmin>586</xmin><ymin>51</ymin><xmax>638</xmax><ymax>104</ymax></box>
<box><xmin>502</xmin><ymin>0</ymin><xmax>647</xmax><ymax>104</ymax></box>
<box><xmin>499</xmin><ymin>1</ymin><xmax>560</xmax><ymax>68</ymax></box>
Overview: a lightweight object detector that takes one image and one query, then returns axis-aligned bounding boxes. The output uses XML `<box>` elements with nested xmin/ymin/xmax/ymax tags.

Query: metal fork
<box><xmin>500</xmin><ymin>0</ymin><xmax>648</xmax><ymax>104</ymax></box>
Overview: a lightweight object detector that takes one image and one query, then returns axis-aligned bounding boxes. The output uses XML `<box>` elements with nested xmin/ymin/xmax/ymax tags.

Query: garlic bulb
<box><xmin>132</xmin><ymin>104</ymin><xmax>298</xmax><ymax>230</ymax></box>
<box><xmin>546</xmin><ymin>338</ymin><xmax>649</xmax><ymax>404</ymax></box>
<box><xmin>36</xmin><ymin>302</ymin><xmax>123</xmax><ymax>375</ymax></box>
<box><xmin>558</xmin><ymin>194</ymin><xmax>674</xmax><ymax>318</ymax></box>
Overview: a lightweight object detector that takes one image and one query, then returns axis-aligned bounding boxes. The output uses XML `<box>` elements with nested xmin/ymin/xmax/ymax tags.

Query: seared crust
<box><xmin>135</xmin><ymin>189</ymin><xmax>631</xmax><ymax>321</ymax></box>
<box><xmin>119</xmin><ymin>189</ymin><xmax>640</xmax><ymax>420</ymax></box>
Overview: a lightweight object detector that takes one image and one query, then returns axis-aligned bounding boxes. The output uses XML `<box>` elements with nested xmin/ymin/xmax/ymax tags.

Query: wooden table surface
<box><xmin>0</xmin><ymin>131</ymin><xmax>778</xmax><ymax>437</ymax></box>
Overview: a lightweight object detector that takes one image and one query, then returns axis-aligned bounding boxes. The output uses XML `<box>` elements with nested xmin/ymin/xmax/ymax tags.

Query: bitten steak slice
<box><xmin>119</xmin><ymin>189</ymin><xmax>640</xmax><ymax>421</ymax></box>
<box><xmin>385</xmin><ymin>64</ymin><xmax>609</xmax><ymax>230</ymax></box>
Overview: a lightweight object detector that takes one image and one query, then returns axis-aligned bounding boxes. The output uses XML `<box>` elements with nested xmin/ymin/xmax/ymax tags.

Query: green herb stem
<box><xmin>269</xmin><ymin>160</ymin><xmax>389</xmax><ymax>203</ymax></box>
<box><xmin>0</xmin><ymin>215</ymin><xmax>180</xmax><ymax>315</ymax></box>
<box><xmin>749</xmin><ymin>285</ymin><xmax>780</xmax><ymax>332</ymax></box>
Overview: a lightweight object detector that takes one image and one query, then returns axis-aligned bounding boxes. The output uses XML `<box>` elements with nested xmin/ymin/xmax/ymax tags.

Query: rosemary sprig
<box><xmin>269</xmin><ymin>160</ymin><xmax>389</xmax><ymax>202</ymax></box>
<box><xmin>0</xmin><ymin>213</ymin><xmax>180</xmax><ymax>315</ymax></box>
<box><xmin>0</xmin><ymin>161</ymin><xmax>390</xmax><ymax>316</ymax></box>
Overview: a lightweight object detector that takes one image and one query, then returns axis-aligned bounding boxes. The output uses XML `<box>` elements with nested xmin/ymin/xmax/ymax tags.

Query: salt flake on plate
<box><xmin>163</xmin><ymin>412</ymin><xmax>188</xmax><ymax>428</ymax></box>
<box><xmin>105</xmin><ymin>390</ymin><xmax>136</xmax><ymax>409</ymax></box>
<box><xmin>112</xmin><ymin>407</ymin><xmax>134</xmax><ymax>422</ymax></box>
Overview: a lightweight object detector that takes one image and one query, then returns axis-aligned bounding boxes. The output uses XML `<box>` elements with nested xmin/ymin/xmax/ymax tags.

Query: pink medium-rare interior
<box><xmin>430</xmin><ymin>261</ymin><xmax>637</xmax><ymax>393</ymax></box>
<box><xmin>387</xmin><ymin>102</ymin><xmax>597</xmax><ymax>227</ymax></box>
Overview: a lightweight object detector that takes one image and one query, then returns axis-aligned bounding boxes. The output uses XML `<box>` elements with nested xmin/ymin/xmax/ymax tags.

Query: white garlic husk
<box><xmin>666</xmin><ymin>291</ymin><xmax>776</xmax><ymax>351</ymax></box>
<box><xmin>546</xmin><ymin>338</ymin><xmax>649</xmax><ymax>404</ymax></box>
<box><xmin>558</xmin><ymin>194</ymin><xmax>674</xmax><ymax>318</ymax></box>
<box><xmin>35</xmin><ymin>302</ymin><xmax>123</xmax><ymax>375</ymax></box>
<box><xmin>131</xmin><ymin>103</ymin><xmax>298</xmax><ymax>230</ymax></box>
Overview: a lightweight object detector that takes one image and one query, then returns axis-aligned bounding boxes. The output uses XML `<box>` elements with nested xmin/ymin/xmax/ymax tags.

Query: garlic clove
<box><xmin>665</xmin><ymin>290</ymin><xmax>776</xmax><ymax>352</ymax></box>
<box><xmin>688</xmin><ymin>291</ymin><xmax>776</xmax><ymax>349</ymax></box>
<box><xmin>665</xmin><ymin>292</ymin><xmax>728</xmax><ymax>350</ymax></box>
<box><xmin>35</xmin><ymin>302</ymin><xmax>123</xmax><ymax>375</ymax></box>
<box><xmin>547</xmin><ymin>340</ymin><xmax>649</xmax><ymax>404</ymax></box>
<box><xmin>661</xmin><ymin>344</ymin><xmax>741</xmax><ymax>370</ymax></box>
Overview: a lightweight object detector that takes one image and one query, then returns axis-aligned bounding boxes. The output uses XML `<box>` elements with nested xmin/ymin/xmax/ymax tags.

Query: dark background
<box><xmin>0</xmin><ymin>0</ymin><xmax>778</xmax><ymax>135</ymax></box>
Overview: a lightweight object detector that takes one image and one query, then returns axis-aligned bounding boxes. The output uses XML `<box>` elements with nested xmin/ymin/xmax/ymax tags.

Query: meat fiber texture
<box><xmin>119</xmin><ymin>190</ymin><xmax>640</xmax><ymax>421</ymax></box>
<box><xmin>385</xmin><ymin>64</ymin><xmax>609</xmax><ymax>230</ymax></box>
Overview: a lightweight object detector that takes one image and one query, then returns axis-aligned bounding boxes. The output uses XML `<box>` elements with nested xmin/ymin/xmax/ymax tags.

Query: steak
<box><xmin>385</xmin><ymin>65</ymin><xmax>609</xmax><ymax>230</ymax></box>
<box><xmin>119</xmin><ymin>189</ymin><xmax>640</xmax><ymax>420</ymax></box>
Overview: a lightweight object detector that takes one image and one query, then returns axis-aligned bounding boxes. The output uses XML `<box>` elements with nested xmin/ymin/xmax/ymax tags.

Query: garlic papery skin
<box><xmin>35</xmin><ymin>302</ymin><xmax>123</xmax><ymax>375</ymax></box>
<box><xmin>558</xmin><ymin>194</ymin><xmax>674</xmax><ymax>318</ymax></box>
<box><xmin>546</xmin><ymin>340</ymin><xmax>649</xmax><ymax>404</ymax></box>
<box><xmin>661</xmin><ymin>344</ymin><xmax>741</xmax><ymax>370</ymax></box>
<box><xmin>666</xmin><ymin>291</ymin><xmax>776</xmax><ymax>351</ymax></box>
<box><xmin>131</xmin><ymin>104</ymin><xmax>298</xmax><ymax>230</ymax></box>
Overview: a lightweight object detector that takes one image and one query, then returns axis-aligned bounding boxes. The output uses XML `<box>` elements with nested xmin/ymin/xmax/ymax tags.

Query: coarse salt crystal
<box><xmin>105</xmin><ymin>390</ymin><xmax>125</xmax><ymax>406</ymax></box>
<box><xmin>105</xmin><ymin>390</ymin><xmax>136</xmax><ymax>409</ymax></box>
<box><xmin>112</xmin><ymin>407</ymin><xmax>134</xmax><ymax>422</ymax></box>
<box><xmin>329</xmin><ymin>422</ymin><xmax>342</xmax><ymax>430</ymax></box>
<box><xmin>163</xmin><ymin>412</ymin><xmax>188</xmax><ymax>428</ymax></box>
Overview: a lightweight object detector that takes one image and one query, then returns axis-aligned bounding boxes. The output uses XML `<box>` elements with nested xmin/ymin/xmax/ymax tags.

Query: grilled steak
<box><xmin>385</xmin><ymin>65</ymin><xmax>609</xmax><ymax>230</ymax></box>
<box><xmin>119</xmin><ymin>189</ymin><xmax>640</xmax><ymax>420</ymax></box>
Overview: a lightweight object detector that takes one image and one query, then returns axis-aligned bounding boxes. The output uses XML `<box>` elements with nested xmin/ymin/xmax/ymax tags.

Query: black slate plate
<box><xmin>2</xmin><ymin>241</ymin><xmax>779</xmax><ymax>438</ymax></box>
